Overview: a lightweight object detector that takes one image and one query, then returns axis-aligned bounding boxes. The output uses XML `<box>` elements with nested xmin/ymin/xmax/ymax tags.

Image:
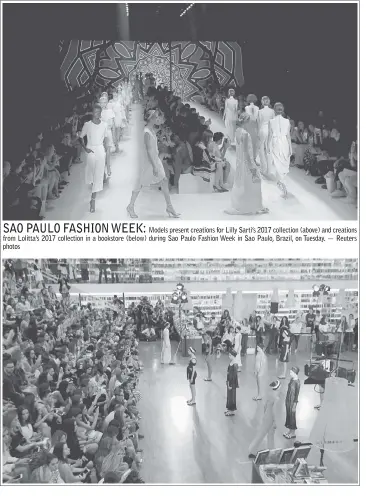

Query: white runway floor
<box><xmin>46</xmin><ymin>103</ymin><xmax>357</xmax><ymax>221</ymax></box>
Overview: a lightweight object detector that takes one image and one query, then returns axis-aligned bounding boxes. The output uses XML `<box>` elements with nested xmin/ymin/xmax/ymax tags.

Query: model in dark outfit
<box><xmin>284</xmin><ymin>366</ymin><xmax>301</xmax><ymax>439</ymax></box>
<box><xmin>225</xmin><ymin>350</ymin><xmax>239</xmax><ymax>416</ymax></box>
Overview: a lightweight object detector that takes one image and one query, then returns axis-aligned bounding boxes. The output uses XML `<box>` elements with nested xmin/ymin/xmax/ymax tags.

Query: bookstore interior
<box><xmin>2</xmin><ymin>258</ymin><xmax>358</xmax><ymax>484</ymax></box>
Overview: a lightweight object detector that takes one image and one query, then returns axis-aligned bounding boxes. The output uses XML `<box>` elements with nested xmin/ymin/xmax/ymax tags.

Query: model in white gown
<box><xmin>126</xmin><ymin>109</ymin><xmax>180</xmax><ymax>219</ymax></box>
<box><xmin>257</xmin><ymin>97</ymin><xmax>276</xmax><ymax>178</ymax></box>
<box><xmin>99</xmin><ymin>93</ymin><xmax>115</xmax><ymax>176</ymax></box>
<box><xmin>161</xmin><ymin>324</ymin><xmax>172</xmax><ymax>365</ymax></box>
<box><xmin>224</xmin><ymin>89</ymin><xmax>238</xmax><ymax>144</ymax></box>
<box><xmin>79</xmin><ymin>105</ymin><xmax>108</xmax><ymax>213</ymax></box>
<box><xmin>268</xmin><ymin>102</ymin><xmax>292</xmax><ymax>198</ymax></box>
<box><xmin>225</xmin><ymin>113</ymin><xmax>269</xmax><ymax>216</ymax></box>
<box><xmin>244</xmin><ymin>96</ymin><xmax>259</xmax><ymax>159</ymax></box>
<box><xmin>108</xmin><ymin>91</ymin><xmax>125</xmax><ymax>152</ymax></box>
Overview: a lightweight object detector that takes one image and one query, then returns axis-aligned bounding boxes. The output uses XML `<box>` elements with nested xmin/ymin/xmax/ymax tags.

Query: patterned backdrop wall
<box><xmin>60</xmin><ymin>41</ymin><xmax>245</xmax><ymax>100</ymax></box>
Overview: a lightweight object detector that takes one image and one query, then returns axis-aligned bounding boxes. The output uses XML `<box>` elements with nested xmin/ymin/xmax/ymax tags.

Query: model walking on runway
<box><xmin>78</xmin><ymin>104</ymin><xmax>108</xmax><ymax>213</ymax></box>
<box><xmin>267</xmin><ymin>102</ymin><xmax>292</xmax><ymax>198</ymax></box>
<box><xmin>224</xmin><ymin>112</ymin><xmax>269</xmax><ymax>216</ymax></box>
<box><xmin>224</xmin><ymin>89</ymin><xmax>238</xmax><ymax>145</ymax></box>
<box><xmin>257</xmin><ymin>96</ymin><xmax>275</xmax><ymax>177</ymax></box>
<box><xmin>126</xmin><ymin>109</ymin><xmax>180</xmax><ymax>219</ymax></box>
<box><xmin>225</xmin><ymin>349</ymin><xmax>239</xmax><ymax>416</ymax></box>
<box><xmin>160</xmin><ymin>322</ymin><xmax>172</xmax><ymax>365</ymax></box>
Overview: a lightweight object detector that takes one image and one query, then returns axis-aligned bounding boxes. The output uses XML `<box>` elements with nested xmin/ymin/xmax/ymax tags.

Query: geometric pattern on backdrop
<box><xmin>60</xmin><ymin>41</ymin><xmax>245</xmax><ymax>100</ymax></box>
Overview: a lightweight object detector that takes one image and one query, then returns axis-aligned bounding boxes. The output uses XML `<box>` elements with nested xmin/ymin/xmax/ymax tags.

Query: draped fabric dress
<box><xmin>233</xmin><ymin>332</ymin><xmax>242</xmax><ymax>368</ymax></box>
<box><xmin>100</xmin><ymin>107</ymin><xmax>115</xmax><ymax>148</ymax></box>
<box><xmin>257</xmin><ymin>106</ymin><xmax>276</xmax><ymax>177</ymax></box>
<box><xmin>226</xmin><ymin>363</ymin><xmax>239</xmax><ymax>411</ymax></box>
<box><xmin>285</xmin><ymin>377</ymin><xmax>300</xmax><ymax>430</ymax></box>
<box><xmin>268</xmin><ymin>115</ymin><xmax>292</xmax><ymax>181</ymax></box>
<box><xmin>80</xmin><ymin>120</ymin><xmax>108</xmax><ymax>193</ymax></box>
<box><xmin>228</xmin><ymin>128</ymin><xmax>264</xmax><ymax>214</ymax></box>
<box><xmin>134</xmin><ymin>127</ymin><xmax>166</xmax><ymax>190</ymax></box>
<box><xmin>244</xmin><ymin>104</ymin><xmax>259</xmax><ymax>159</ymax></box>
<box><xmin>161</xmin><ymin>327</ymin><xmax>172</xmax><ymax>364</ymax></box>
<box><xmin>224</xmin><ymin>97</ymin><xmax>238</xmax><ymax>143</ymax></box>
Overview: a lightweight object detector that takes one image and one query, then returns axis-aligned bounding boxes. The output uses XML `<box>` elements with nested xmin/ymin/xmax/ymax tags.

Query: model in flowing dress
<box><xmin>99</xmin><ymin>93</ymin><xmax>115</xmax><ymax>176</ymax></box>
<box><xmin>223</xmin><ymin>89</ymin><xmax>238</xmax><ymax>144</ymax></box>
<box><xmin>224</xmin><ymin>112</ymin><xmax>269</xmax><ymax>216</ymax></box>
<box><xmin>225</xmin><ymin>350</ymin><xmax>239</xmax><ymax>416</ymax></box>
<box><xmin>257</xmin><ymin>96</ymin><xmax>276</xmax><ymax>177</ymax></box>
<box><xmin>244</xmin><ymin>94</ymin><xmax>260</xmax><ymax>159</ymax></box>
<box><xmin>126</xmin><ymin>109</ymin><xmax>180</xmax><ymax>219</ymax></box>
<box><xmin>284</xmin><ymin>367</ymin><xmax>300</xmax><ymax>439</ymax></box>
<box><xmin>268</xmin><ymin>102</ymin><xmax>292</xmax><ymax>198</ymax></box>
<box><xmin>108</xmin><ymin>91</ymin><xmax>125</xmax><ymax>153</ymax></box>
<box><xmin>78</xmin><ymin>104</ymin><xmax>108</xmax><ymax>213</ymax></box>
<box><xmin>160</xmin><ymin>324</ymin><xmax>172</xmax><ymax>364</ymax></box>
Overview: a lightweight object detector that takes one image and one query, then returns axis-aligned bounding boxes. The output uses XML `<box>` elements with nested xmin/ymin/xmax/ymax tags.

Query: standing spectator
<box><xmin>98</xmin><ymin>260</ymin><xmax>108</xmax><ymax>284</ymax></box>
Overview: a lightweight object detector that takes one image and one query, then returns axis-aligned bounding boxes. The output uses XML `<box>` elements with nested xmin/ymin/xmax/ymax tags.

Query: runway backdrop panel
<box><xmin>60</xmin><ymin>41</ymin><xmax>245</xmax><ymax>98</ymax></box>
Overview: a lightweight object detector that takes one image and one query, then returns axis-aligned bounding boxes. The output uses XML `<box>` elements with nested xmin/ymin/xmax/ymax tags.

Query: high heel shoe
<box><xmin>127</xmin><ymin>205</ymin><xmax>138</xmax><ymax>218</ymax></box>
<box><xmin>166</xmin><ymin>205</ymin><xmax>180</xmax><ymax>218</ymax></box>
<box><xmin>90</xmin><ymin>199</ymin><xmax>95</xmax><ymax>213</ymax></box>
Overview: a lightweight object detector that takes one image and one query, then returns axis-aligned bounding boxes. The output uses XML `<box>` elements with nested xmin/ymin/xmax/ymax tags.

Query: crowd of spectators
<box><xmin>2</xmin><ymin>261</ymin><xmax>154</xmax><ymax>484</ymax></box>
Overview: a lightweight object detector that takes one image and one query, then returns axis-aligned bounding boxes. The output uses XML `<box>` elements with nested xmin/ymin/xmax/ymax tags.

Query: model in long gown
<box><xmin>285</xmin><ymin>376</ymin><xmax>300</xmax><ymax>433</ymax></box>
<box><xmin>224</xmin><ymin>125</ymin><xmax>268</xmax><ymax>215</ymax></box>
<box><xmin>161</xmin><ymin>326</ymin><xmax>172</xmax><ymax>364</ymax></box>
<box><xmin>244</xmin><ymin>103</ymin><xmax>259</xmax><ymax>159</ymax></box>
<box><xmin>268</xmin><ymin>109</ymin><xmax>292</xmax><ymax>197</ymax></box>
<box><xmin>233</xmin><ymin>331</ymin><xmax>242</xmax><ymax>370</ymax></box>
<box><xmin>257</xmin><ymin>103</ymin><xmax>276</xmax><ymax>178</ymax></box>
<box><xmin>226</xmin><ymin>363</ymin><xmax>239</xmax><ymax>415</ymax></box>
<box><xmin>224</xmin><ymin>93</ymin><xmax>238</xmax><ymax>144</ymax></box>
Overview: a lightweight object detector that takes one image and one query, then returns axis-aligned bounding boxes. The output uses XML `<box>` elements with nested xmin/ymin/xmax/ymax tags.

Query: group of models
<box><xmin>78</xmin><ymin>76</ymin><xmax>291</xmax><ymax>218</ymax></box>
<box><xmin>160</xmin><ymin>321</ymin><xmax>301</xmax><ymax>454</ymax></box>
<box><xmin>224</xmin><ymin>91</ymin><xmax>292</xmax><ymax>216</ymax></box>
<box><xmin>79</xmin><ymin>81</ymin><xmax>131</xmax><ymax>213</ymax></box>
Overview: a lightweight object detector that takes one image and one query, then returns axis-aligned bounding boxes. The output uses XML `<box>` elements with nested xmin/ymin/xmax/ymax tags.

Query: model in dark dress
<box><xmin>284</xmin><ymin>367</ymin><xmax>301</xmax><ymax>438</ymax></box>
<box><xmin>225</xmin><ymin>351</ymin><xmax>239</xmax><ymax>416</ymax></box>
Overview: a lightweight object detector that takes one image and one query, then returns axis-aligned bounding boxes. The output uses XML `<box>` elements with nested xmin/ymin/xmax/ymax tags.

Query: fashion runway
<box><xmin>47</xmin><ymin>103</ymin><xmax>356</xmax><ymax>221</ymax></box>
<box><xmin>137</xmin><ymin>341</ymin><xmax>358</xmax><ymax>484</ymax></box>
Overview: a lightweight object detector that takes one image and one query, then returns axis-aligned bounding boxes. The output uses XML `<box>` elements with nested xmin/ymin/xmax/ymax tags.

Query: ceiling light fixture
<box><xmin>125</xmin><ymin>3</ymin><xmax>129</xmax><ymax>17</ymax></box>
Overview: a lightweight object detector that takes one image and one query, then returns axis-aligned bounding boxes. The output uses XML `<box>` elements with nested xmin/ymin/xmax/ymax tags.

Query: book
<box><xmin>254</xmin><ymin>449</ymin><xmax>269</xmax><ymax>465</ymax></box>
<box><xmin>279</xmin><ymin>447</ymin><xmax>295</xmax><ymax>464</ymax></box>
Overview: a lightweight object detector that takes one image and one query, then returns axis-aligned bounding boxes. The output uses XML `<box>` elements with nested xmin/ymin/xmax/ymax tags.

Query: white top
<box><xmin>258</xmin><ymin>106</ymin><xmax>275</xmax><ymax>127</ymax></box>
<box><xmin>80</xmin><ymin>120</ymin><xmax>108</xmax><ymax>147</ymax></box>
<box><xmin>108</xmin><ymin>100</ymin><xmax>121</xmax><ymax>117</ymax></box>
<box><xmin>101</xmin><ymin>107</ymin><xmax>115</xmax><ymax>129</ymax></box>
<box><xmin>269</xmin><ymin>114</ymin><xmax>290</xmax><ymax>137</ymax></box>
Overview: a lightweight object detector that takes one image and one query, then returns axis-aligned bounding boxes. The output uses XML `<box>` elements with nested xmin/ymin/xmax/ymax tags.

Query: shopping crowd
<box><xmin>2</xmin><ymin>263</ymin><xmax>149</xmax><ymax>484</ymax></box>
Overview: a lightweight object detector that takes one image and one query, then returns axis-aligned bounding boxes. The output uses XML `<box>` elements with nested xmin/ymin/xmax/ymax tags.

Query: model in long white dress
<box><xmin>244</xmin><ymin>103</ymin><xmax>259</xmax><ymax>159</ymax></box>
<box><xmin>257</xmin><ymin>103</ymin><xmax>275</xmax><ymax>177</ymax></box>
<box><xmin>100</xmin><ymin>93</ymin><xmax>115</xmax><ymax>175</ymax></box>
<box><xmin>126</xmin><ymin>110</ymin><xmax>180</xmax><ymax>219</ymax></box>
<box><xmin>108</xmin><ymin>92</ymin><xmax>125</xmax><ymax>152</ymax></box>
<box><xmin>268</xmin><ymin>106</ymin><xmax>292</xmax><ymax>197</ymax></box>
<box><xmin>161</xmin><ymin>326</ymin><xmax>172</xmax><ymax>364</ymax></box>
<box><xmin>224</xmin><ymin>119</ymin><xmax>268</xmax><ymax>216</ymax></box>
<box><xmin>79</xmin><ymin>112</ymin><xmax>108</xmax><ymax>212</ymax></box>
<box><xmin>224</xmin><ymin>92</ymin><xmax>238</xmax><ymax>144</ymax></box>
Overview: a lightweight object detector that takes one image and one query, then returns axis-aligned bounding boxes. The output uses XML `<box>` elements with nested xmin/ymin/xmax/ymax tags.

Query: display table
<box><xmin>182</xmin><ymin>336</ymin><xmax>202</xmax><ymax>357</ymax></box>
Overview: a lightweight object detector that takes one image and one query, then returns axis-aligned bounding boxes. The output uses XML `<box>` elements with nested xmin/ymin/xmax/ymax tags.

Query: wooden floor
<box><xmin>138</xmin><ymin>341</ymin><xmax>358</xmax><ymax>484</ymax></box>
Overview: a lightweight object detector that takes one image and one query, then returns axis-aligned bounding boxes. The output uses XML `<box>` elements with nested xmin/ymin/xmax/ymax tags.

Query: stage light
<box><xmin>125</xmin><ymin>3</ymin><xmax>129</xmax><ymax>17</ymax></box>
<box><xmin>180</xmin><ymin>3</ymin><xmax>195</xmax><ymax>17</ymax></box>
